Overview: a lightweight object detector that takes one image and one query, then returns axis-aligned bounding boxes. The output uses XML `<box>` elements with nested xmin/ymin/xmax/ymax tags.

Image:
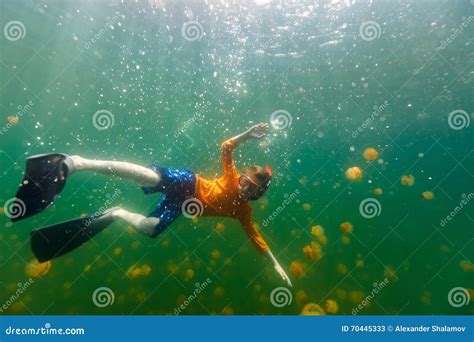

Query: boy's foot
<box><xmin>12</xmin><ymin>153</ymin><xmax>74</xmax><ymax>222</ymax></box>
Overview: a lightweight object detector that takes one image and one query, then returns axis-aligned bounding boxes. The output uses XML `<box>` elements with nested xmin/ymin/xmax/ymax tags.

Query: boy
<box><xmin>13</xmin><ymin>123</ymin><xmax>292</xmax><ymax>287</ymax></box>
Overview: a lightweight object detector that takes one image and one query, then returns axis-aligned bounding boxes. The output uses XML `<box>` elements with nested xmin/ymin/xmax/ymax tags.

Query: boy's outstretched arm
<box><xmin>227</xmin><ymin>123</ymin><xmax>269</xmax><ymax>146</ymax></box>
<box><xmin>241</xmin><ymin>217</ymin><xmax>293</xmax><ymax>288</ymax></box>
<box><xmin>265</xmin><ymin>250</ymin><xmax>293</xmax><ymax>288</ymax></box>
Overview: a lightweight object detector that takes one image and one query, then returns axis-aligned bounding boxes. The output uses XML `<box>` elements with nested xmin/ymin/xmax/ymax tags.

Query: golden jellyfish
<box><xmin>345</xmin><ymin>166</ymin><xmax>362</xmax><ymax>181</ymax></box>
<box><xmin>460</xmin><ymin>260</ymin><xmax>474</xmax><ymax>273</ymax></box>
<box><xmin>298</xmin><ymin>176</ymin><xmax>307</xmax><ymax>185</ymax></box>
<box><xmin>131</xmin><ymin>241</ymin><xmax>141</xmax><ymax>249</ymax></box>
<box><xmin>355</xmin><ymin>259</ymin><xmax>364</xmax><ymax>268</ymax></box>
<box><xmin>214</xmin><ymin>287</ymin><xmax>225</xmax><ymax>298</ymax></box>
<box><xmin>215</xmin><ymin>223</ymin><xmax>225</xmax><ymax>233</ymax></box>
<box><xmin>349</xmin><ymin>291</ymin><xmax>365</xmax><ymax>305</ymax></box>
<box><xmin>300</xmin><ymin>303</ymin><xmax>326</xmax><ymax>316</ymax></box>
<box><xmin>25</xmin><ymin>259</ymin><xmax>52</xmax><ymax>278</ymax></box>
<box><xmin>325</xmin><ymin>299</ymin><xmax>339</xmax><ymax>314</ymax></box>
<box><xmin>211</xmin><ymin>249</ymin><xmax>221</xmax><ymax>260</ymax></box>
<box><xmin>140</xmin><ymin>264</ymin><xmax>152</xmax><ymax>276</ymax></box>
<box><xmin>113</xmin><ymin>247</ymin><xmax>122</xmax><ymax>256</ymax></box>
<box><xmin>373</xmin><ymin>188</ymin><xmax>383</xmax><ymax>196</ymax></box>
<box><xmin>303</xmin><ymin>203</ymin><xmax>311</xmax><ymax>211</ymax></box>
<box><xmin>7</xmin><ymin>115</ymin><xmax>19</xmax><ymax>126</ymax></box>
<box><xmin>126</xmin><ymin>264</ymin><xmax>152</xmax><ymax>279</ymax></box>
<box><xmin>290</xmin><ymin>261</ymin><xmax>304</xmax><ymax>278</ymax></box>
<box><xmin>161</xmin><ymin>239</ymin><xmax>169</xmax><ymax>248</ymax></box>
<box><xmin>84</xmin><ymin>264</ymin><xmax>91</xmax><ymax>272</ymax></box>
<box><xmin>401</xmin><ymin>175</ymin><xmax>415</xmax><ymax>186</ymax></box>
<box><xmin>311</xmin><ymin>225</ymin><xmax>327</xmax><ymax>245</ymax></box>
<box><xmin>221</xmin><ymin>306</ymin><xmax>234</xmax><ymax>315</ymax></box>
<box><xmin>422</xmin><ymin>191</ymin><xmax>434</xmax><ymax>200</ymax></box>
<box><xmin>335</xmin><ymin>289</ymin><xmax>347</xmax><ymax>300</ymax></box>
<box><xmin>184</xmin><ymin>268</ymin><xmax>194</xmax><ymax>280</ymax></box>
<box><xmin>340</xmin><ymin>221</ymin><xmax>353</xmax><ymax>234</ymax></box>
<box><xmin>303</xmin><ymin>242</ymin><xmax>322</xmax><ymax>261</ymax></box>
<box><xmin>337</xmin><ymin>263</ymin><xmax>348</xmax><ymax>274</ymax></box>
<box><xmin>363</xmin><ymin>147</ymin><xmax>379</xmax><ymax>161</ymax></box>
<box><xmin>295</xmin><ymin>290</ymin><xmax>309</xmax><ymax>305</ymax></box>
<box><xmin>341</xmin><ymin>236</ymin><xmax>351</xmax><ymax>245</ymax></box>
<box><xmin>384</xmin><ymin>265</ymin><xmax>398</xmax><ymax>281</ymax></box>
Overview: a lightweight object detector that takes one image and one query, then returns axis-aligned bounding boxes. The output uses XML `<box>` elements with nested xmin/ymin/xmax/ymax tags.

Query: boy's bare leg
<box><xmin>111</xmin><ymin>208</ymin><xmax>159</xmax><ymax>237</ymax></box>
<box><xmin>69</xmin><ymin>155</ymin><xmax>159</xmax><ymax>187</ymax></box>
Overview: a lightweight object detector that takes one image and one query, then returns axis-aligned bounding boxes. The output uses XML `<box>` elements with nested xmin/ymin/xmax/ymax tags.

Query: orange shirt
<box><xmin>194</xmin><ymin>140</ymin><xmax>269</xmax><ymax>253</ymax></box>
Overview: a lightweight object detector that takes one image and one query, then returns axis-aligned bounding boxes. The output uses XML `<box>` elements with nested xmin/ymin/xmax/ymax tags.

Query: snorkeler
<box><xmin>12</xmin><ymin>123</ymin><xmax>292</xmax><ymax>287</ymax></box>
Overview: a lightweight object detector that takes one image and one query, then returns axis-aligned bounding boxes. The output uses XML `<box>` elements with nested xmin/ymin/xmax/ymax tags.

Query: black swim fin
<box><xmin>13</xmin><ymin>153</ymin><xmax>73</xmax><ymax>222</ymax></box>
<box><xmin>30</xmin><ymin>208</ymin><xmax>117</xmax><ymax>262</ymax></box>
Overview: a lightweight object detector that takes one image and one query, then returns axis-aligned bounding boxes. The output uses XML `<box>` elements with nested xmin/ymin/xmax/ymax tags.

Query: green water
<box><xmin>1</xmin><ymin>0</ymin><xmax>473</xmax><ymax>316</ymax></box>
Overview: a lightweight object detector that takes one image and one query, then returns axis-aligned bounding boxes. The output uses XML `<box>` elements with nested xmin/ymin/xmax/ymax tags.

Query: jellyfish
<box><xmin>214</xmin><ymin>287</ymin><xmax>225</xmax><ymax>298</ymax></box>
<box><xmin>384</xmin><ymin>265</ymin><xmax>398</xmax><ymax>281</ymax></box>
<box><xmin>184</xmin><ymin>268</ymin><xmax>194</xmax><ymax>280</ymax></box>
<box><xmin>311</xmin><ymin>225</ymin><xmax>327</xmax><ymax>245</ymax></box>
<box><xmin>126</xmin><ymin>265</ymin><xmax>142</xmax><ymax>279</ymax></box>
<box><xmin>303</xmin><ymin>203</ymin><xmax>311</xmax><ymax>211</ymax></box>
<box><xmin>337</xmin><ymin>263</ymin><xmax>348</xmax><ymax>274</ymax></box>
<box><xmin>345</xmin><ymin>166</ymin><xmax>362</xmax><ymax>181</ymax></box>
<box><xmin>161</xmin><ymin>239</ymin><xmax>169</xmax><ymax>248</ymax></box>
<box><xmin>325</xmin><ymin>299</ymin><xmax>339</xmax><ymax>314</ymax></box>
<box><xmin>140</xmin><ymin>264</ymin><xmax>152</xmax><ymax>276</ymax></box>
<box><xmin>7</xmin><ymin>115</ymin><xmax>19</xmax><ymax>125</ymax></box>
<box><xmin>84</xmin><ymin>264</ymin><xmax>91</xmax><ymax>272</ymax></box>
<box><xmin>299</xmin><ymin>176</ymin><xmax>307</xmax><ymax>185</ymax></box>
<box><xmin>401</xmin><ymin>175</ymin><xmax>415</xmax><ymax>186</ymax></box>
<box><xmin>25</xmin><ymin>259</ymin><xmax>52</xmax><ymax>278</ymax></box>
<box><xmin>215</xmin><ymin>223</ymin><xmax>225</xmax><ymax>232</ymax></box>
<box><xmin>420</xmin><ymin>291</ymin><xmax>432</xmax><ymax>305</ymax></box>
<box><xmin>113</xmin><ymin>247</ymin><xmax>122</xmax><ymax>256</ymax></box>
<box><xmin>373</xmin><ymin>188</ymin><xmax>383</xmax><ymax>196</ymax></box>
<box><xmin>335</xmin><ymin>289</ymin><xmax>347</xmax><ymax>300</ymax></box>
<box><xmin>290</xmin><ymin>261</ymin><xmax>304</xmax><ymax>278</ymax></box>
<box><xmin>300</xmin><ymin>303</ymin><xmax>326</xmax><ymax>316</ymax></box>
<box><xmin>295</xmin><ymin>290</ymin><xmax>309</xmax><ymax>305</ymax></box>
<box><xmin>221</xmin><ymin>306</ymin><xmax>234</xmax><ymax>315</ymax></box>
<box><xmin>363</xmin><ymin>147</ymin><xmax>379</xmax><ymax>161</ymax></box>
<box><xmin>131</xmin><ymin>241</ymin><xmax>141</xmax><ymax>249</ymax></box>
<box><xmin>355</xmin><ymin>259</ymin><xmax>364</xmax><ymax>268</ymax></box>
<box><xmin>211</xmin><ymin>249</ymin><xmax>221</xmax><ymax>260</ymax></box>
<box><xmin>303</xmin><ymin>242</ymin><xmax>322</xmax><ymax>260</ymax></box>
<box><xmin>460</xmin><ymin>260</ymin><xmax>474</xmax><ymax>273</ymax></box>
<box><xmin>422</xmin><ymin>191</ymin><xmax>434</xmax><ymax>200</ymax></box>
<box><xmin>341</xmin><ymin>236</ymin><xmax>351</xmax><ymax>245</ymax></box>
<box><xmin>340</xmin><ymin>221</ymin><xmax>353</xmax><ymax>234</ymax></box>
<box><xmin>348</xmin><ymin>291</ymin><xmax>365</xmax><ymax>305</ymax></box>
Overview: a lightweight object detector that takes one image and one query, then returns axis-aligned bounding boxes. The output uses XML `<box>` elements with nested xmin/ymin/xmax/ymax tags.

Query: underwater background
<box><xmin>0</xmin><ymin>0</ymin><xmax>473</xmax><ymax>315</ymax></box>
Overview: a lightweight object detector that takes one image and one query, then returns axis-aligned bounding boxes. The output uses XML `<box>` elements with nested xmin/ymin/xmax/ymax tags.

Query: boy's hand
<box><xmin>274</xmin><ymin>262</ymin><xmax>293</xmax><ymax>288</ymax></box>
<box><xmin>247</xmin><ymin>123</ymin><xmax>269</xmax><ymax>140</ymax></box>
